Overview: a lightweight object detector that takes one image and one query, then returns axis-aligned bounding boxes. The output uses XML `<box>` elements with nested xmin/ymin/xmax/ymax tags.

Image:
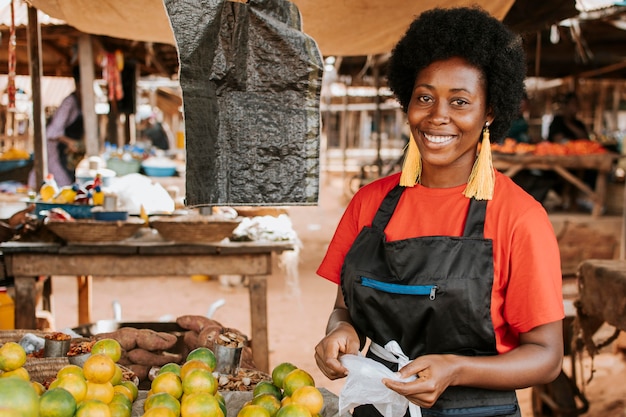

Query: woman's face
<box><xmin>407</xmin><ymin>57</ymin><xmax>492</xmax><ymax>187</ymax></box>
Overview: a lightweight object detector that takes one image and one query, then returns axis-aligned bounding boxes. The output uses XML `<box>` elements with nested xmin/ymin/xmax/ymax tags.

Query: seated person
<box><xmin>548</xmin><ymin>92</ymin><xmax>589</xmax><ymax>143</ymax></box>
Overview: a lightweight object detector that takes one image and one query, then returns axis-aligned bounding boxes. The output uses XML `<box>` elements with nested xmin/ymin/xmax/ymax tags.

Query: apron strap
<box><xmin>463</xmin><ymin>199</ymin><xmax>487</xmax><ymax>238</ymax></box>
<box><xmin>371</xmin><ymin>184</ymin><xmax>404</xmax><ymax>231</ymax></box>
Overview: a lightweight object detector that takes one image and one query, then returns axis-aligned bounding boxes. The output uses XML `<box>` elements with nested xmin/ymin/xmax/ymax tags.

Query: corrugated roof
<box><xmin>0</xmin><ymin>0</ymin><xmax>65</xmax><ymax>28</ymax></box>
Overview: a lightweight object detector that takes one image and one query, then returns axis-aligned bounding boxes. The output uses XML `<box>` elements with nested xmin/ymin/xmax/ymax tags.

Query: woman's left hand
<box><xmin>382</xmin><ymin>354</ymin><xmax>457</xmax><ymax>408</ymax></box>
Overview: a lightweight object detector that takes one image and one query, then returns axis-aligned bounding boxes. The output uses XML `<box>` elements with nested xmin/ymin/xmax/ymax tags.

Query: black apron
<box><xmin>341</xmin><ymin>184</ymin><xmax>520</xmax><ymax>417</ymax></box>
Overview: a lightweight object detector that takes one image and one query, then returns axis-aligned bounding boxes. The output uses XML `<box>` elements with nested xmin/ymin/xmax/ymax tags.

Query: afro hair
<box><xmin>387</xmin><ymin>6</ymin><xmax>526</xmax><ymax>143</ymax></box>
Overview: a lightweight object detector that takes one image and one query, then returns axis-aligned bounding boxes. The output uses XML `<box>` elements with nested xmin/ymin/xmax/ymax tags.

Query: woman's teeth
<box><xmin>424</xmin><ymin>134</ymin><xmax>454</xmax><ymax>143</ymax></box>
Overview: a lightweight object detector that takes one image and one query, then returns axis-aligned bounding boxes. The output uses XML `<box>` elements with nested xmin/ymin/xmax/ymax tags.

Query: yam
<box><xmin>127</xmin><ymin>364</ymin><xmax>149</xmax><ymax>382</ymax></box>
<box><xmin>176</xmin><ymin>315</ymin><xmax>222</xmax><ymax>333</ymax></box>
<box><xmin>197</xmin><ymin>325</ymin><xmax>222</xmax><ymax>349</ymax></box>
<box><xmin>127</xmin><ymin>348</ymin><xmax>183</xmax><ymax>366</ymax></box>
<box><xmin>96</xmin><ymin>327</ymin><xmax>138</xmax><ymax>351</ymax></box>
<box><xmin>183</xmin><ymin>330</ymin><xmax>200</xmax><ymax>350</ymax></box>
<box><xmin>136</xmin><ymin>329</ymin><xmax>178</xmax><ymax>351</ymax></box>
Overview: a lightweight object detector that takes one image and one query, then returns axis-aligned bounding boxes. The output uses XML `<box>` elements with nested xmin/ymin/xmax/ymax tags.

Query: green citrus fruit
<box><xmin>271</xmin><ymin>363</ymin><xmax>297</xmax><ymax>389</ymax></box>
<box><xmin>186</xmin><ymin>347</ymin><xmax>217</xmax><ymax>372</ymax></box>
<box><xmin>39</xmin><ymin>387</ymin><xmax>77</xmax><ymax>417</ymax></box>
<box><xmin>0</xmin><ymin>377</ymin><xmax>39</xmax><ymax>417</ymax></box>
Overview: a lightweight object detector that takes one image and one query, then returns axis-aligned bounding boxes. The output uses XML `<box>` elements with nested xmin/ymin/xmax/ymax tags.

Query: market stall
<box><xmin>1</xmin><ymin>239</ymin><xmax>294</xmax><ymax>373</ymax></box>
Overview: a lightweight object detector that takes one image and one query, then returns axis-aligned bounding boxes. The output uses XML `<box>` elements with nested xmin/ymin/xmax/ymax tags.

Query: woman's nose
<box><xmin>430</xmin><ymin>102</ymin><xmax>450</xmax><ymax>124</ymax></box>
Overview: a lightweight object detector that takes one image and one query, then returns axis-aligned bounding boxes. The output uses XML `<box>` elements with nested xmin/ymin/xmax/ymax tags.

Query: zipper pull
<box><xmin>429</xmin><ymin>286</ymin><xmax>438</xmax><ymax>300</ymax></box>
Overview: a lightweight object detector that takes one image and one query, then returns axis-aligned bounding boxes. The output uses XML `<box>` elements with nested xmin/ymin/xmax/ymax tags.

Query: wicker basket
<box><xmin>0</xmin><ymin>329</ymin><xmax>50</xmax><ymax>344</ymax></box>
<box><xmin>150</xmin><ymin>215</ymin><xmax>240</xmax><ymax>243</ymax></box>
<box><xmin>44</xmin><ymin>218</ymin><xmax>145</xmax><ymax>243</ymax></box>
<box><xmin>24</xmin><ymin>357</ymin><xmax>70</xmax><ymax>384</ymax></box>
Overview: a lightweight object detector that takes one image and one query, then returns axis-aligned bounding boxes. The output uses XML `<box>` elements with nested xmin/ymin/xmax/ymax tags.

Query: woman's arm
<box><xmin>314</xmin><ymin>286</ymin><xmax>363</xmax><ymax>380</ymax></box>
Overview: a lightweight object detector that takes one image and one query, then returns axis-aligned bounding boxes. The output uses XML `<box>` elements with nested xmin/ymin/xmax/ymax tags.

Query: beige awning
<box><xmin>27</xmin><ymin>0</ymin><xmax>515</xmax><ymax>56</ymax></box>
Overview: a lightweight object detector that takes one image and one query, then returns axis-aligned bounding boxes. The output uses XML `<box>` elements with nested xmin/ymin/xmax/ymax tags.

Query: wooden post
<box><xmin>14</xmin><ymin>276</ymin><xmax>37</xmax><ymax>329</ymax></box>
<box><xmin>26</xmin><ymin>5</ymin><xmax>46</xmax><ymax>188</ymax></box>
<box><xmin>78</xmin><ymin>35</ymin><xmax>99</xmax><ymax>156</ymax></box>
<box><xmin>248</xmin><ymin>275</ymin><xmax>269</xmax><ymax>373</ymax></box>
<box><xmin>77</xmin><ymin>275</ymin><xmax>92</xmax><ymax>325</ymax></box>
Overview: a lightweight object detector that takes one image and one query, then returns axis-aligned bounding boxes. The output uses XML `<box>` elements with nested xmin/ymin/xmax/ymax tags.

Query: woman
<box><xmin>314</xmin><ymin>7</ymin><xmax>564</xmax><ymax>417</ymax></box>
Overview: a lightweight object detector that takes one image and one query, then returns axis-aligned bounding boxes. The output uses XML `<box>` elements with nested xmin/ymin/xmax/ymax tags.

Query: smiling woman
<box><xmin>314</xmin><ymin>7</ymin><xmax>565</xmax><ymax>417</ymax></box>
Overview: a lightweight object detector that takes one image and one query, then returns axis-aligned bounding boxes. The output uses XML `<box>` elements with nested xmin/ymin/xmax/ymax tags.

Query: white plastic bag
<box><xmin>338</xmin><ymin>353</ymin><xmax>416</xmax><ymax>417</ymax></box>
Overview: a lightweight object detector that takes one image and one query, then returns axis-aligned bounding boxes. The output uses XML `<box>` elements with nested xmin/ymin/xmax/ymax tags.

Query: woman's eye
<box><xmin>451</xmin><ymin>98</ymin><xmax>469</xmax><ymax>106</ymax></box>
<box><xmin>417</xmin><ymin>95</ymin><xmax>432</xmax><ymax>103</ymax></box>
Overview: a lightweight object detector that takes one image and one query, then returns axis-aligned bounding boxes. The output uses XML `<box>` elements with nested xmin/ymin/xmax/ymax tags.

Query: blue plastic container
<box><xmin>33</xmin><ymin>202</ymin><xmax>95</xmax><ymax>219</ymax></box>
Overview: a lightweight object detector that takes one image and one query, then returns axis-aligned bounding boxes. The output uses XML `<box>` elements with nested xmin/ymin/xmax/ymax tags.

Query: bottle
<box><xmin>92</xmin><ymin>185</ymin><xmax>105</xmax><ymax>206</ymax></box>
<box><xmin>39</xmin><ymin>173</ymin><xmax>59</xmax><ymax>202</ymax></box>
<box><xmin>0</xmin><ymin>287</ymin><xmax>15</xmax><ymax>330</ymax></box>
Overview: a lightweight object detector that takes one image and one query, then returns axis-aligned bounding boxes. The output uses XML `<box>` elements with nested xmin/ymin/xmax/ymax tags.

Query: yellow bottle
<box><xmin>39</xmin><ymin>174</ymin><xmax>59</xmax><ymax>202</ymax></box>
<box><xmin>92</xmin><ymin>185</ymin><xmax>105</xmax><ymax>206</ymax></box>
<box><xmin>0</xmin><ymin>287</ymin><xmax>15</xmax><ymax>330</ymax></box>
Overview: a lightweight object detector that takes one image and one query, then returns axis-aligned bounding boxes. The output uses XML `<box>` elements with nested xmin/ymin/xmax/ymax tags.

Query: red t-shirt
<box><xmin>317</xmin><ymin>171</ymin><xmax>564</xmax><ymax>353</ymax></box>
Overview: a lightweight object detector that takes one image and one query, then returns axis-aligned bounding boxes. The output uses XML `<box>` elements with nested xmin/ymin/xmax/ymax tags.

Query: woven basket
<box><xmin>0</xmin><ymin>329</ymin><xmax>50</xmax><ymax>345</ymax></box>
<box><xmin>24</xmin><ymin>357</ymin><xmax>69</xmax><ymax>384</ymax></box>
<box><xmin>45</xmin><ymin>218</ymin><xmax>145</xmax><ymax>243</ymax></box>
<box><xmin>150</xmin><ymin>215</ymin><xmax>240</xmax><ymax>243</ymax></box>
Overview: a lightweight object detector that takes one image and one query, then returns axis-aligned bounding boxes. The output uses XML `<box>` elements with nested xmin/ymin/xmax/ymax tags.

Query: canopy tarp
<box><xmin>27</xmin><ymin>0</ymin><xmax>516</xmax><ymax>56</ymax></box>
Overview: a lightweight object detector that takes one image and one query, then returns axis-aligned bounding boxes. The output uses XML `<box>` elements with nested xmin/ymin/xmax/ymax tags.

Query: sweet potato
<box><xmin>96</xmin><ymin>327</ymin><xmax>138</xmax><ymax>351</ymax></box>
<box><xmin>135</xmin><ymin>329</ymin><xmax>178</xmax><ymax>351</ymax></box>
<box><xmin>176</xmin><ymin>315</ymin><xmax>222</xmax><ymax>333</ymax></box>
<box><xmin>126</xmin><ymin>348</ymin><xmax>183</xmax><ymax>366</ymax></box>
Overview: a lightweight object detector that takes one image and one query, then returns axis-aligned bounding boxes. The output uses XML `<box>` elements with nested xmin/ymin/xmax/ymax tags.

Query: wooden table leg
<box><xmin>77</xmin><ymin>275</ymin><xmax>92</xmax><ymax>325</ymax></box>
<box><xmin>592</xmin><ymin>170</ymin><xmax>608</xmax><ymax>217</ymax></box>
<box><xmin>248</xmin><ymin>275</ymin><xmax>269</xmax><ymax>373</ymax></box>
<box><xmin>42</xmin><ymin>276</ymin><xmax>53</xmax><ymax>313</ymax></box>
<box><xmin>14</xmin><ymin>276</ymin><xmax>37</xmax><ymax>329</ymax></box>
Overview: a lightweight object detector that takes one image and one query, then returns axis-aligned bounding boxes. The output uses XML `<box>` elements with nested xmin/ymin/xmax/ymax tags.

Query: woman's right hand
<box><xmin>314</xmin><ymin>321</ymin><xmax>361</xmax><ymax>380</ymax></box>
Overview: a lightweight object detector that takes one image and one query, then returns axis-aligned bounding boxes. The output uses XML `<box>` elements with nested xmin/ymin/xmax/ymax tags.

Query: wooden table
<box><xmin>577</xmin><ymin>259</ymin><xmax>626</xmax><ymax>332</ymax></box>
<box><xmin>0</xmin><ymin>240</ymin><xmax>294</xmax><ymax>373</ymax></box>
<box><xmin>492</xmin><ymin>152</ymin><xmax>621</xmax><ymax>217</ymax></box>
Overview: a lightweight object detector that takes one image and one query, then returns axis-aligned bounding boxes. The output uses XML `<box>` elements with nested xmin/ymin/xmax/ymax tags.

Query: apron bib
<box><xmin>341</xmin><ymin>184</ymin><xmax>520</xmax><ymax>417</ymax></box>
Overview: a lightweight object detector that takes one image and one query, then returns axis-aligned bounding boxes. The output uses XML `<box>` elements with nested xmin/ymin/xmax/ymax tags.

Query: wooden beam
<box><xmin>78</xmin><ymin>34</ymin><xmax>99</xmax><ymax>156</ymax></box>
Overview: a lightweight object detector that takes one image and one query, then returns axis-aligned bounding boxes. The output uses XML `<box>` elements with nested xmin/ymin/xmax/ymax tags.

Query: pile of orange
<box><xmin>0</xmin><ymin>337</ymin><xmax>139</xmax><ymax>417</ymax></box>
<box><xmin>238</xmin><ymin>363</ymin><xmax>324</xmax><ymax>417</ymax></box>
<box><xmin>144</xmin><ymin>346</ymin><xmax>224</xmax><ymax>417</ymax></box>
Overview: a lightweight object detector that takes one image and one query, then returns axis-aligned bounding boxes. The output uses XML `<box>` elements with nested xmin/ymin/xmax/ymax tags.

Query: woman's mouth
<box><xmin>423</xmin><ymin>133</ymin><xmax>455</xmax><ymax>144</ymax></box>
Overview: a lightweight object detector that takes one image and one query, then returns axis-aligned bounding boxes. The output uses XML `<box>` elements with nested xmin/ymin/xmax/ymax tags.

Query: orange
<box><xmin>282</xmin><ymin>369</ymin><xmax>315</xmax><ymax>397</ymax></box>
<box><xmin>237</xmin><ymin>404</ymin><xmax>271</xmax><ymax>417</ymax></box>
<box><xmin>0</xmin><ymin>408</ymin><xmax>21</xmax><ymax>417</ymax></box>
<box><xmin>186</xmin><ymin>347</ymin><xmax>217</xmax><ymax>372</ymax></box>
<box><xmin>31</xmin><ymin>381</ymin><xmax>46</xmax><ymax>395</ymax></box>
<box><xmin>0</xmin><ymin>377</ymin><xmax>39</xmax><ymax>417</ymax></box>
<box><xmin>91</xmin><ymin>339</ymin><xmax>122</xmax><ymax>363</ymax></box>
<box><xmin>57</xmin><ymin>364</ymin><xmax>84</xmax><ymax>380</ymax></box>
<box><xmin>39</xmin><ymin>387</ymin><xmax>77</xmax><ymax>417</ymax></box>
<box><xmin>151</xmin><ymin>371</ymin><xmax>183</xmax><ymax>399</ymax></box>
<box><xmin>110</xmin><ymin>365</ymin><xmax>124</xmax><ymax>386</ymax></box>
<box><xmin>281</xmin><ymin>396</ymin><xmax>293</xmax><ymax>407</ymax></box>
<box><xmin>113</xmin><ymin>384</ymin><xmax>134</xmax><ymax>403</ymax></box>
<box><xmin>144</xmin><ymin>392</ymin><xmax>181</xmax><ymax>416</ymax></box>
<box><xmin>143</xmin><ymin>407</ymin><xmax>178</xmax><ymax>417</ymax></box>
<box><xmin>253</xmin><ymin>381</ymin><xmax>282</xmax><ymax>400</ymax></box>
<box><xmin>55</xmin><ymin>373</ymin><xmax>88</xmax><ymax>403</ymax></box>
<box><xmin>0</xmin><ymin>342</ymin><xmax>27</xmax><ymax>372</ymax></box>
<box><xmin>271</xmin><ymin>363</ymin><xmax>297</xmax><ymax>389</ymax></box>
<box><xmin>0</xmin><ymin>366</ymin><xmax>29</xmax><ymax>381</ymax></box>
<box><xmin>108</xmin><ymin>401</ymin><xmax>132</xmax><ymax>417</ymax></box>
<box><xmin>251</xmin><ymin>393</ymin><xmax>282</xmax><ymax>417</ymax></box>
<box><xmin>182</xmin><ymin>367</ymin><xmax>218</xmax><ymax>396</ymax></box>
<box><xmin>83</xmin><ymin>353</ymin><xmax>117</xmax><ymax>383</ymax></box>
<box><xmin>275</xmin><ymin>403</ymin><xmax>312</xmax><ymax>417</ymax></box>
<box><xmin>180</xmin><ymin>392</ymin><xmax>224</xmax><ymax>417</ymax></box>
<box><xmin>75</xmin><ymin>399</ymin><xmax>112</xmax><ymax>417</ymax></box>
<box><xmin>290</xmin><ymin>386</ymin><xmax>324</xmax><ymax>415</ymax></box>
<box><xmin>180</xmin><ymin>359</ymin><xmax>212</xmax><ymax>380</ymax></box>
<box><xmin>110</xmin><ymin>391</ymin><xmax>133</xmax><ymax>411</ymax></box>
<box><xmin>85</xmin><ymin>381</ymin><xmax>115</xmax><ymax>404</ymax></box>
<box><xmin>159</xmin><ymin>363</ymin><xmax>182</xmax><ymax>377</ymax></box>
<box><xmin>120</xmin><ymin>380</ymin><xmax>139</xmax><ymax>402</ymax></box>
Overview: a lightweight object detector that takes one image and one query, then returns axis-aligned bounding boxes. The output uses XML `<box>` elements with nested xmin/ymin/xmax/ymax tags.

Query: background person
<box><xmin>548</xmin><ymin>92</ymin><xmax>589</xmax><ymax>143</ymax></box>
<box><xmin>314</xmin><ymin>7</ymin><xmax>564</xmax><ymax>417</ymax></box>
<box><xmin>28</xmin><ymin>66</ymin><xmax>84</xmax><ymax>189</ymax></box>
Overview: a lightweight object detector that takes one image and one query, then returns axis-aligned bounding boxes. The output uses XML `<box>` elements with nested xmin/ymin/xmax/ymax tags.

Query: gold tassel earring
<box><xmin>399</xmin><ymin>132</ymin><xmax>421</xmax><ymax>187</ymax></box>
<box><xmin>463</xmin><ymin>122</ymin><xmax>495</xmax><ymax>200</ymax></box>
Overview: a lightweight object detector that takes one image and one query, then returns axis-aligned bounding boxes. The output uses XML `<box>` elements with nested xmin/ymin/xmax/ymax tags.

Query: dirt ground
<box><xmin>46</xmin><ymin>172</ymin><xmax>626</xmax><ymax>417</ymax></box>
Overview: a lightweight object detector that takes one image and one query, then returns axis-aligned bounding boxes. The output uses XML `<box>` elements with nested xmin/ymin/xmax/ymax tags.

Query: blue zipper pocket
<box><xmin>422</xmin><ymin>403</ymin><xmax>518</xmax><ymax>417</ymax></box>
<box><xmin>360</xmin><ymin>277</ymin><xmax>438</xmax><ymax>300</ymax></box>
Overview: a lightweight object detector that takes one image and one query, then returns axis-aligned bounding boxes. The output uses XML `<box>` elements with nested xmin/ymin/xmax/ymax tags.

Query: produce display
<box><xmin>491</xmin><ymin>138</ymin><xmax>608</xmax><ymax>155</ymax></box>
<box><xmin>0</xmin><ymin>335</ymin><xmax>326</xmax><ymax>417</ymax></box>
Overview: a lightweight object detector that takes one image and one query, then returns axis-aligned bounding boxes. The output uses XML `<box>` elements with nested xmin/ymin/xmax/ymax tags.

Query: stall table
<box><xmin>0</xmin><ymin>240</ymin><xmax>295</xmax><ymax>373</ymax></box>
<box><xmin>492</xmin><ymin>152</ymin><xmax>620</xmax><ymax>217</ymax></box>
